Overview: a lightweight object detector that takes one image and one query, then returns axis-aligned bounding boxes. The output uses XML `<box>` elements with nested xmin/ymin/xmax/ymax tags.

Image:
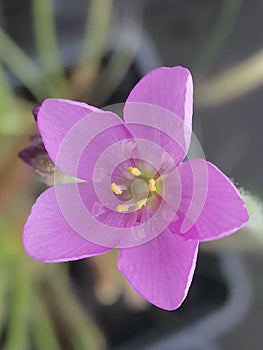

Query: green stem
<box><xmin>90</xmin><ymin>5</ymin><xmax>141</xmax><ymax>105</ymax></box>
<box><xmin>5</xmin><ymin>265</ymin><xmax>32</xmax><ymax>350</ymax></box>
<box><xmin>80</xmin><ymin>0</ymin><xmax>112</xmax><ymax>64</ymax></box>
<box><xmin>47</xmin><ymin>266</ymin><xmax>105</xmax><ymax>350</ymax></box>
<box><xmin>31</xmin><ymin>0</ymin><xmax>71</xmax><ymax>98</ymax></box>
<box><xmin>72</xmin><ymin>0</ymin><xmax>113</xmax><ymax>99</ymax></box>
<box><xmin>196</xmin><ymin>48</ymin><xmax>263</xmax><ymax>106</ymax></box>
<box><xmin>193</xmin><ymin>0</ymin><xmax>242</xmax><ymax>73</ymax></box>
<box><xmin>31</xmin><ymin>295</ymin><xmax>61</xmax><ymax>350</ymax></box>
<box><xmin>0</xmin><ymin>65</ymin><xmax>33</xmax><ymax>136</ymax></box>
<box><xmin>0</xmin><ymin>28</ymin><xmax>57</xmax><ymax>100</ymax></box>
<box><xmin>0</xmin><ymin>266</ymin><xmax>10</xmax><ymax>333</ymax></box>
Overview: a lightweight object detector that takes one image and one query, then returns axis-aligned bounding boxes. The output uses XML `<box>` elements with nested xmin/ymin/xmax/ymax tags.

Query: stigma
<box><xmin>111</xmin><ymin>166</ymin><xmax>160</xmax><ymax>214</ymax></box>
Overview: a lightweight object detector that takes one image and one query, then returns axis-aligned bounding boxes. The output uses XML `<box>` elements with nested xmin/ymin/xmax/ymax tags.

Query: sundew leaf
<box><xmin>193</xmin><ymin>0</ymin><xmax>241</xmax><ymax>73</ymax></box>
<box><xmin>31</xmin><ymin>0</ymin><xmax>71</xmax><ymax>98</ymax></box>
<box><xmin>4</xmin><ymin>266</ymin><xmax>32</xmax><ymax>350</ymax></box>
<box><xmin>0</xmin><ymin>28</ymin><xmax>57</xmax><ymax>100</ymax></box>
<box><xmin>80</xmin><ymin>0</ymin><xmax>112</xmax><ymax>64</ymax></box>
<box><xmin>0</xmin><ymin>267</ymin><xmax>10</xmax><ymax>334</ymax></box>
<box><xmin>0</xmin><ymin>64</ymin><xmax>13</xmax><ymax>110</ymax></box>
<box><xmin>71</xmin><ymin>0</ymin><xmax>113</xmax><ymax>99</ymax></box>
<box><xmin>196</xmin><ymin>48</ymin><xmax>263</xmax><ymax>106</ymax></box>
<box><xmin>31</xmin><ymin>296</ymin><xmax>61</xmax><ymax>350</ymax></box>
<box><xmin>89</xmin><ymin>3</ymin><xmax>141</xmax><ymax>105</ymax></box>
<box><xmin>0</xmin><ymin>107</ymin><xmax>34</xmax><ymax>136</ymax></box>
<box><xmin>0</xmin><ymin>66</ymin><xmax>33</xmax><ymax>135</ymax></box>
<box><xmin>47</xmin><ymin>266</ymin><xmax>106</xmax><ymax>350</ymax></box>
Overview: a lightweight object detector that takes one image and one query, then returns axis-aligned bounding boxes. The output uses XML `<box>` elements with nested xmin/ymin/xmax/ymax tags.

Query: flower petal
<box><xmin>23</xmin><ymin>185</ymin><xmax>111</xmax><ymax>263</ymax></box>
<box><xmin>37</xmin><ymin>98</ymin><xmax>122</xmax><ymax>178</ymax></box>
<box><xmin>126</xmin><ymin>122</ymin><xmax>186</xmax><ymax>167</ymax></box>
<box><xmin>77</xmin><ymin>122</ymin><xmax>185</xmax><ymax>183</ymax></box>
<box><xmin>74</xmin><ymin>182</ymin><xmax>161</xmax><ymax>248</ymax></box>
<box><xmin>33</xmin><ymin>182</ymin><xmax>143</xmax><ymax>249</ymax></box>
<box><xmin>76</xmin><ymin>123</ymin><xmax>134</xmax><ymax>180</ymax></box>
<box><xmin>118</xmin><ymin>229</ymin><xmax>198</xmax><ymax>310</ymax></box>
<box><xmin>169</xmin><ymin>159</ymin><xmax>249</xmax><ymax>241</ymax></box>
<box><xmin>124</xmin><ymin>66</ymin><xmax>193</xmax><ymax>149</ymax></box>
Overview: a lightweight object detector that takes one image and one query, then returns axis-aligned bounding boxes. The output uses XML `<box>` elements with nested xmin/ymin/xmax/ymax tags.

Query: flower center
<box><xmin>111</xmin><ymin>167</ymin><xmax>159</xmax><ymax>213</ymax></box>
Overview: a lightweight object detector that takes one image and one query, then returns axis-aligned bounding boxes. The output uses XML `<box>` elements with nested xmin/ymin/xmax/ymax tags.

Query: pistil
<box><xmin>111</xmin><ymin>166</ymin><xmax>160</xmax><ymax>213</ymax></box>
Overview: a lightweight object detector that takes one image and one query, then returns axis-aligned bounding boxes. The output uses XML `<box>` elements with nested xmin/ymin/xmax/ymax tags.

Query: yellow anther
<box><xmin>127</xmin><ymin>167</ymin><xmax>142</xmax><ymax>176</ymax></box>
<box><xmin>148</xmin><ymin>178</ymin><xmax>156</xmax><ymax>192</ymax></box>
<box><xmin>116</xmin><ymin>204</ymin><xmax>129</xmax><ymax>213</ymax></box>
<box><xmin>111</xmin><ymin>182</ymin><xmax>123</xmax><ymax>195</ymax></box>
<box><xmin>135</xmin><ymin>198</ymin><xmax>148</xmax><ymax>210</ymax></box>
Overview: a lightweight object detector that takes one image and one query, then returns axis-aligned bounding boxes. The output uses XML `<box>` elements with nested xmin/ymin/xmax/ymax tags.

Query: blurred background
<box><xmin>0</xmin><ymin>0</ymin><xmax>262</xmax><ymax>349</ymax></box>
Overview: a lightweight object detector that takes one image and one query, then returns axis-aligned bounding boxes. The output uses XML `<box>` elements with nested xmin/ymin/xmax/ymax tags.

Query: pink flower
<box><xmin>23</xmin><ymin>66</ymin><xmax>249</xmax><ymax>310</ymax></box>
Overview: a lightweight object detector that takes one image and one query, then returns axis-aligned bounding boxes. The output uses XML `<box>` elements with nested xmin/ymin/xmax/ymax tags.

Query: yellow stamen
<box><xmin>116</xmin><ymin>204</ymin><xmax>129</xmax><ymax>212</ymax></box>
<box><xmin>111</xmin><ymin>182</ymin><xmax>123</xmax><ymax>195</ymax></box>
<box><xmin>148</xmin><ymin>178</ymin><xmax>156</xmax><ymax>192</ymax></box>
<box><xmin>127</xmin><ymin>167</ymin><xmax>142</xmax><ymax>176</ymax></box>
<box><xmin>135</xmin><ymin>198</ymin><xmax>148</xmax><ymax>210</ymax></box>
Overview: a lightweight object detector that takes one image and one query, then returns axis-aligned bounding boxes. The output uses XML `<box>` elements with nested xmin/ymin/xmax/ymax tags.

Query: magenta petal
<box><xmin>37</xmin><ymin>99</ymin><xmax>98</xmax><ymax>159</ymax></box>
<box><xmin>169</xmin><ymin>159</ymin><xmax>249</xmax><ymax>241</ymax></box>
<box><xmin>41</xmin><ymin>182</ymin><xmax>142</xmax><ymax>249</ymax></box>
<box><xmin>76</xmin><ymin>124</ymin><xmax>134</xmax><ymax>180</ymax></box>
<box><xmin>118</xmin><ymin>230</ymin><xmax>198</xmax><ymax>310</ymax></box>
<box><xmin>78</xmin><ymin>123</ymin><xmax>183</xmax><ymax>182</ymax></box>
<box><xmin>37</xmin><ymin>99</ymin><xmax>121</xmax><ymax>177</ymax></box>
<box><xmin>124</xmin><ymin>66</ymin><xmax>193</xmax><ymax>130</ymax></box>
<box><xmin>23</xmin><ymin>186</ymin><xmax>111</xmax><ymax>263</ymax></box>
<box><xmin>125</xmin><ymin>122</ymin><xmax>187</xmax><ymax>167</ymax></box>
<box><xmin>77</xmin><ymin>181</ymin><xmax>138</xmax><ymax>230</ymax></box>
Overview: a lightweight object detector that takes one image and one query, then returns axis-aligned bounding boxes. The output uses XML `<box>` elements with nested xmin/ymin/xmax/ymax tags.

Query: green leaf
<box><xmin>90</xmin><ymin>5</ymin><xmax>141</xmax><ymax>105</ymax></box>
<box><xmin>48</xmin><ymin>266</ymin><xmax>106</xmax><ymax>350</ymax></box>
<box><xmin>196</xmin><ymin>48</ymin><xmax>263</xmax><ymax>106</ymax></box>
<box><xmin>31</xmin><ymin>0</ymin><xmax>71</xmax><ymax>98</ymax></box>
<box><xmin>193</xmin><ymin>0</ymin><xmax>242</xmax><ymax>73</ymax></box>
<box><xmin>0</xmin><ymin>28</ymin><xmax>56</xmax><ymax>100</ymax></box>
<box><xmin>0</xmin><ymin>67</ymin><xmax>34</xmax><ymax>135</ymax></box>
<box><xmin>71</xmin><ymin>0</ymin><xmax>113</xmax><ymax>99</ymax></box>
<box><xmin>5</xmin><ymin>267</ymin><xmax>32</xmax><ymax>350</ymax></box>
<box><xmin>31</xmin><ymin>296</ymin><xmax>61</xmax><ymax>350</ymax></box>
<box><xmin>0</xmin><ymin>267</ymin><xmax>10</xmax><ymax>334</ymax></box>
